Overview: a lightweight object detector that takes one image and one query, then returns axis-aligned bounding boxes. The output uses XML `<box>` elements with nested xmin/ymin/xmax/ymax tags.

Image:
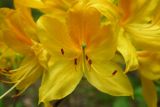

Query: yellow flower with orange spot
<box><xmin>37</xmin><ymin>1</ymin><xmax>133</xmax><ymax>104</ymax></box>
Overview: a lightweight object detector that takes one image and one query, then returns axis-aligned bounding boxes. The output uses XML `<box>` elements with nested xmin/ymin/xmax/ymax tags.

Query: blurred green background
<box><xmin>0</xmin><ymin>0</ymin><xmax>160</xmax><ymax>107</ymax></box>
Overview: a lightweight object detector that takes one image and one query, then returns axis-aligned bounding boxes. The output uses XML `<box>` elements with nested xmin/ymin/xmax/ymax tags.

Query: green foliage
<box><xmin>113</xmin><ymin>97</ymin><xmax>130</xmax><ymax>107</ymax></box>
<box><xmin>0</xmin><ymin>0</ymin><xmax>13</xmax><ymax>8</ymax></box>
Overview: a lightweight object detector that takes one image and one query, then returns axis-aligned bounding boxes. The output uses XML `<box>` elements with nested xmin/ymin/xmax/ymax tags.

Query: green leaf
<box><xmin>113</xmin><ymin>97</ymin><xmax>130</xmax><ymax>107</ymax></box>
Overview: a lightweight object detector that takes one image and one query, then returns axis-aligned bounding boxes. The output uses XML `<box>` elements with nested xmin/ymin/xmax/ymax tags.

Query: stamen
<box><xmin>112</xmin><ymin>70</ymin><xmax>117</xmax><ymax>76</ymax></box>
<box><xmin>148</xmin><ymin>20</ymin><xmax>152</xmax><ymax>24</ymax></box>
<box><xmin>61</xmin><ymin>48</ymin><xmax>64</xmax><ymax>55</ymax></box>
<box><xmin>86</xmin><ymin>55</ymin><xmax>88</xmax><ymax>60</ymax></box>
<box><xmin>88</xmin><ymin>59</ymin><xmax>92</xmax><ymax>65</ymax></box>
<box><xmin>87</xmin><ymin>59</ymin><xmax>92</xmax><ymax>72</ymax></box>
<box><xmin>74</xmin><ymin>58</ymin><xmax>78</xmax><ymax>65</ymax></box>
<box><xmin>0</xmin><ymin>80</ymin><xmax>21</xmax><ymax>99</ymax></box>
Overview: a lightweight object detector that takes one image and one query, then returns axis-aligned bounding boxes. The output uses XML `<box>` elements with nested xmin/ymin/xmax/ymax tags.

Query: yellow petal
<box><xmin>126</xmin><ymin>23</ymin><xmax>160</xmax><ymax>51</ymax></box>
<box><xmin>131</xmin><ymin>0</ymin><xmax>160</xmax><ymax>23</ymax></box>
<box><xmin>3</xmin><ymin>23</ymin><xmax>32</xmax><ymax>55</ymax></box>
<box><xmin>67</xmin><ymin>3</ymin><xmax>117</xmax><ymax>60</ymax></box>
<box><xmin>90</xmin><ymin>0</ymin><xmax>120</xmax><ymax>22</ymax></box>
<box><xmin>88</xmin><ymin>25</ymin><xmax>117</xmax><ymax>61</ymax></box>
<box><xmin>138</xmin><ymin>51</ymin><xmax>160</xmax><ymax>80</ymax></box>
<box><xmin>0</xmin><ymin>8</ymin><xmax>13</xmax><ymax>41</ymax></box>
<box><xmin>0</xmin><ymin>8</ymin><xmax>14</xmax><ymax>25</ymax></box>
<box><xmin>44</xmin><ymin>102</ymin><xmax>52</xmax><ymax>107</ymax></box>
<box><xmin>118</xmin><ymin>0</ymin><xmax>160</xmax><ymax>23</ymax></box>
<box><xmin>152</xmin><ymin>2</ymin><xmax>160</xmax><ymax>25</ymax></box>
<box><xmin>118</xmin><ymin>0</ymin><xmax>133</xmax><ymax>21</ymax></box>
<box><xmin>6</xmin><ymin>8</ymin><xmax>38</xmax><ymax>41</ymax></box>
<box><xmin>37</xmin><ymin>15</ymin><xmax>78</xmax><ymax>60</ymax></box>
<box><xmin>14</xmin><ymin>0</ymin><xmax>78</xmax><ymax>14</ymax></box>
<box><xmin>42</xmin><ymin>0</ymin><xmax>78</xmax><ymax>13</ymax></box>
<box><xmin>85</xmin><ymin>61</ymin><xmax>133</xmax><ymax>96</ymax></box>
<box><xmin>67</xmin><ymin>3</ymin><xmax>101</xmax><ymax>47</ymax></box>
<box><xmin>118</xmin><ymin>0</ymin><xmax>144</xmax><ymax>23</ymax></box>
<box><xmin>117</xmin><ymin>28</ymin><xmax>139</xmax><ymax>72</ymax></box>
<box><xmin>1</xmin><ymin>8</ymin><xmax>37</xmax><ymax>55</ymax></box>
<box><xmin>0</xmin><ymin>8</ymin><xmax>38</xmax><ymax>42</ymax></box>
<box><xmin>121</xmin><ymin>0</ymin><xmax>160</xmax><ymax>49</ymax></box>
<box><xmin>141</xmin><ymin>76</ymin><xmax>157</xmax><ymax>107</ymax></box>
<box><xmin>14</xmin><ymin>0</ymin><xmax>44</xmax><ymax>9</ymax></box>
<box><xmin>39</xmin><ymin>60</ymin><xmax>83</xmax><ymax>103</ymax></box>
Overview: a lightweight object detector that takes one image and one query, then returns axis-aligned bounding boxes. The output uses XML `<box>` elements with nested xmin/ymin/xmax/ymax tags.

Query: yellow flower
<box><xmin>14</xmin><ymin>0</ymin><xmax>78</xmax><ymax>14</ymax></box>
<box><xmin>116</xmin><ymin>0</ymin><xmax>160</xmax><ymax>72</ymax></box>
<box><xmin>14</xmin><ymin>0</ymin><xmax>120</xmax><ymax>22</ymax></box>
<box><xmin>0</xmin><ymin>8</ymin><xmax>49</xmax><ymax>98</ymax></box>
<box><xmin>37</xmin><ymin>1</ymin><xmax>133</xmax><ymax>104</ymax></box>
<box><xmin>115</xmin><ymin>0</ymin><xmax>160</xmax><ymax>107</ymax></box>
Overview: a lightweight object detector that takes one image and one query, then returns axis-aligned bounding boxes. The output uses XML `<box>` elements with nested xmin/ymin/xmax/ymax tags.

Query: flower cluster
<box><xmin>0</xmin><ymin>0</ymin><xmax>160</xmax><ymax>107</ymax></box>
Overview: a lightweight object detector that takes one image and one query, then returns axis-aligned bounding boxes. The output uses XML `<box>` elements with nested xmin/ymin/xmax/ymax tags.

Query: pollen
<box><xmin>74</xmin><ymin>58</ymin><xmax>78</xmax><ymax>65</ymax></box>
<box><xmin>112</xmin><ymin>70</ymin><xmax>117</xmax><ymax>76</ymax></box>
<box><xmin>88</xmin><ymin>59</ymin><xmax>92</xmax><ymax>65</ymax></box>
<box><xmin>86</xmin><ymin>55</ymin><xmax>88</xmax><ymax>60</ymax></box>
<box><xmin>61</xmin><ymin>48</ymin><xmax>64</xmax><ymax>55</ymax></box>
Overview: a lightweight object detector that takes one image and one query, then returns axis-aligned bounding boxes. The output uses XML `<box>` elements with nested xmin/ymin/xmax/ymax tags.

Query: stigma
<box><xmin>82</xmin><ymin>42</ymin><xmax>87</xmax><ymax>50</ymax></box>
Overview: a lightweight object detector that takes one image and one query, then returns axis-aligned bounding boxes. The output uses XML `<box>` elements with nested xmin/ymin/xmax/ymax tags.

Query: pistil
<box><xmin>82</xmin><ymin>42</ymin><xmax>87</xmax><ymax>72</ymax></box>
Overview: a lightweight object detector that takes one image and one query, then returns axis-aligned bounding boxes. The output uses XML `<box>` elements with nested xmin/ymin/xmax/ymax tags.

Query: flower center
<box><xmin>59</xmin><ymin>41</ymin><xmax>93</xmax><ymax>72</ymax></box>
